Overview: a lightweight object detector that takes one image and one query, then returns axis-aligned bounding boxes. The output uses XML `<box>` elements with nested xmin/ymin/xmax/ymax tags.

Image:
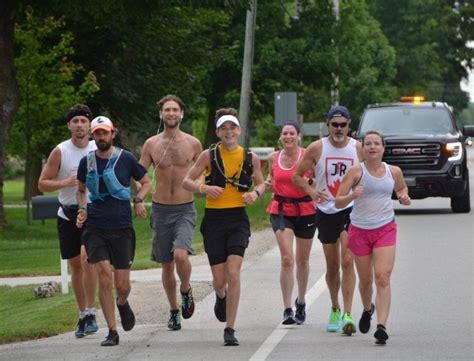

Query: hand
<box><xmin>203</xmin><ymin>185</ymin><xmax>224</xmax><ymax>199</ymax></box>
<box><xmin>134</xmin><ymin>202</ymin><xmax>147</xmax><ymax>218</ymax></box>
<box><xmin>76</xmin><ymin>210</ymin><xmax>87</xmax><ymax>229</ymax></box>
<box><xmin>398</xmin><ymin>194</ymin><xmax>411</xmax><ymax>205</ymax></box>
<box><xmin>264</xmin><ymin>179</ymin><xmax>273</xmax><ymax>192</ymax></box>
<box><xmin>352</xmin><ymin>184</ymin><xmax>364</xmax><ymax>199</ymax></box>
<box><xmin>310</xmin><ymin>188</ymin><xmax>327</xmax><ymax>203</ymax></box>
<box><xmin>242</xmin><ymin>190</ymin><xmax>259</xmax><ymax>205</ymax></box>
<box><xmin>62</xmin><ymin>175</ymin><xmax>78</xmax><ymax>187</ymax></box>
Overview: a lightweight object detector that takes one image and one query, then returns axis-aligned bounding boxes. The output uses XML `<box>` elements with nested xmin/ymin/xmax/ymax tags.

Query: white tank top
<box><xmin>314</xmin><ymin>137</ymin><xmax>359</xmax><ymax>214</ymax></box>
<box><xmin>350</xmin><ymin>162</ymin><xmax>395</xmax><ymax>229</ymax></box>
<box><xmin>56</xmin><ymin>139</ymin><xmax>96</xmax><ymax>219</ymax></box>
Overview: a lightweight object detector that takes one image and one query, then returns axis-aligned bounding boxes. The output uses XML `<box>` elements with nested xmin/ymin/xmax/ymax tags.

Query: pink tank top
<box><xmin>267</xmin><ymin>148</ymin><xmax>316</xmax><ymax>216</ymax></box>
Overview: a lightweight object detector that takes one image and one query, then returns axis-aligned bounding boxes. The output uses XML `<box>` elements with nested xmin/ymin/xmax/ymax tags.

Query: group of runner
<box><xmin>38</xmin><ymin>96</ymin><xmax>410</xmax><ymax>347</ymax></box>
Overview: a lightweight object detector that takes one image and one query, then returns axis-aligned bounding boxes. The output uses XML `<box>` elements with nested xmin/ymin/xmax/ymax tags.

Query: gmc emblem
<box><xmin>391</xmin><ymin>147</ymin><xmax>422</xmax><ymax>155</ymax></box>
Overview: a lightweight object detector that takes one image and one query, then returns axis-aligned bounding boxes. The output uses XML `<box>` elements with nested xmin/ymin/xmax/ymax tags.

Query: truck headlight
<box><xmin>445</xmin><ymin>142</ymin><xmax>462</xmax><ymax>161</ymax></box>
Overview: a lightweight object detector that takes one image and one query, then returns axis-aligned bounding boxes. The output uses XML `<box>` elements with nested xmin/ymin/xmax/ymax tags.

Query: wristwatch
<box><xmin>132</xmin><ymin>196</ymin><xmax>143</xmax><ymax>204</ymax></box>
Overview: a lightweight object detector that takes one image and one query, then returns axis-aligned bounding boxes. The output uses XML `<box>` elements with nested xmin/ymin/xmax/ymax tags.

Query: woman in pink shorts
<box><xmin>335</xmin><ymin>130</ymin><xmax>411</xmax><ymax>345</ymax></box>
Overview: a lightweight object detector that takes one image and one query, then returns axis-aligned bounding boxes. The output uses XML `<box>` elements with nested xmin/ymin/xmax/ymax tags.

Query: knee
<box><xmin>341</xmin><ymin>254</ymin><xmax>354</xmax><ymax>272</ymax></box>
<box><xmin>115</xmin><ymin>279</ymin><xmax>130</xmax><ymax>295</ymax></box>
<box><xmin>173</xmin><ymin>250</ymin><xmax>188</xmax><ymax>266</ymax></box>
<box><xmin>375</xmin><ymin>272</ymin><xmax>391</xmax><ymax>289</ymax></box>
<box><xmin>358</xmin><ymin>277</ymin><xmax>373</xmax><ymax>291</ymax></box>
<box><xmin>97</xmin><ymin>268</ymin><xmax>113</xmax><ymax>289</ymax></box>
<box><xmin>296</xmin><ymin>257</ymin><xmax>309</xmax><ymax>269</ymax></box>
<box><xmin>326</xmin><ymin>262</ymin><xmax>340</xmax><ymax>276</ymax></box>
<box><xmin>281</xmin><ymin>255</ymin><xmax>294</xmax><ymax>271</ymax></box>
<box><xmin>226</xmin><ymin>269</ymin><xmax>240</xmax><ymax>285</ymax></box>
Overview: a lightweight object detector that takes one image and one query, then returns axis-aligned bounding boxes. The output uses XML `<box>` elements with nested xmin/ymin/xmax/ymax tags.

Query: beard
<box><xmin>331</xmin><ymin>133</ymin><xmax>346</xmax><ymax>143</ymax></box>
<box><xmin>96</xmin><ymin>140</ymin><xmax>112</xmax><ymax>151</ymax></box>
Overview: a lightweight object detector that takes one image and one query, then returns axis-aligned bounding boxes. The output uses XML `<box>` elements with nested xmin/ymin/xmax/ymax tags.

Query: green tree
<box><xmin>9</xmin><ymin>9</ymin><xmax>98</xmax><ymax>222</ymax></box>
<box><xmin>366</xmin><ymin>0</ymin><xmax>472</xmax><ymax>112</ymax></box>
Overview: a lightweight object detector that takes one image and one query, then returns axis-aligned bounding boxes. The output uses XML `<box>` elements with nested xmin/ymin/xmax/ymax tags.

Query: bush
<box><xmin>4</xmin><ymin>157</ymin><xmax>25</xmax><ymax>180</ymax></box>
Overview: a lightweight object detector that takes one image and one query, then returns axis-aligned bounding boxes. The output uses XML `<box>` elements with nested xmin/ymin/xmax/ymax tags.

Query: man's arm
<box><xmin>76</xmin><ymin>180</ymin><xmax>88</xmax><ymax>229</ymax></box>
<box><xmin>134</xmin><ymin>174</ymin><xmax>152</xmax><ymax>218</ymax></box>
<box><xmin>292</xmin><ymin>141</ymin><xmax>325</xmax><ymax>201</ymax></box>
<box><xmin>138</xmin><ymin>138</ymin><xmax>154</xmax><ymax>171</ymax></box>
<box><xmin>355</xmin><ymin>140</ymin><xmax>365</xmax><ymax>162</ymax></box>
<box><xmin>38</xmin><ymin>147</ymin><xmax>76</xmax><ymax>192</ymax></box>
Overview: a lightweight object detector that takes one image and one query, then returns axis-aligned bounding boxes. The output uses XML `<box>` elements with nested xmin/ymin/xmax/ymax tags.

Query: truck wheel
<box><xmin>451</xmin><ymin>175</ymin><xmax>471</xmax><ymax>213</ymax></box>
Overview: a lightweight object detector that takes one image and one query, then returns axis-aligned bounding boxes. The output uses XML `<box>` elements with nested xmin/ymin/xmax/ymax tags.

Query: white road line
<box><xmin>249</xmin><ymin>275</ymin><xmax>327</xmax><ymax>361</ymax></box>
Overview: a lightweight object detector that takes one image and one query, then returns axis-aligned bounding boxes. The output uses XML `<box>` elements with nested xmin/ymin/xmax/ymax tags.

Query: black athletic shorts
<box><xmin>315</xmin><ymin>207</ymin><xmax>352</xmax><ymax>244</ymax></box>
<box><xmin>270</xmin><ymin>213</ymin><xmax>317</xmax><ymax>239</ymax></box>
<box><xmin>82</xmin><ymin>227</ymin><xmax>136</xmax><ymax>269</ymax></box>
<box><xmin>57</xmin><ymin>208</ymin><xmax>83</xmax><ymax>260</ymax></box>
<box><xmin>200</xmin><ymin>207</ymin><xmax>250</xmax><ymax>266</ymax></box>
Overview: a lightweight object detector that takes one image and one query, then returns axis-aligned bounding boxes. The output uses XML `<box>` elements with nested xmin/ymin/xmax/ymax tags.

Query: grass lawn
<box><xmin>0</xmin><ymin>285</ymin><xmax>78</xmax><ymax>345</ymax></box>
<box><xmin>0</xmin><ymin>185</ymin><xmax>272</xmax><ymax>344</ymax></box>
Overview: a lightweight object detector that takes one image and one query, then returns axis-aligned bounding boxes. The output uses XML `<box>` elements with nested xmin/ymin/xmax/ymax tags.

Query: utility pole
<box><xmin>239</xmin><ymin>0</ymin><xmax>257</xmax><ymax>147</ymax></box>
<box><xmin>331</xmin><ymin>0</ymin><xmax>340</xmax><ymax>106</ymax></box>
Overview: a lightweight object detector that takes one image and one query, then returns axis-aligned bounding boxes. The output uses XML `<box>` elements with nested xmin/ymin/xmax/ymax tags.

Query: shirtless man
<box><xmin>139</xmin><ymin>95</ymin><xmax>202</xmax><ymax>330</ymax></box>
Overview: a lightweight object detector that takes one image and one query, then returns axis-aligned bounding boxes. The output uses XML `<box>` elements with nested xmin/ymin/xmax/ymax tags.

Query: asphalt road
<box><xmin>1</xmin><ymin>149</ymin><xmax>473</xmax><ymax>361</ymax></box>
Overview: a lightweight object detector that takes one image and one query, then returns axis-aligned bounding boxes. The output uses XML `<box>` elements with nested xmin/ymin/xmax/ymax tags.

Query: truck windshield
<box><xmin>359</xmin><ymin>107</ymin><xmax>455</xmax><ymax>136</ymax></box>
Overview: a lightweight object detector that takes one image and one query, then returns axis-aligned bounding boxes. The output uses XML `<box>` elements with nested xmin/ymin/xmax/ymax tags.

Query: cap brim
<box><xmin>91</xmin><ymin>125</ymin><xmax>113</xmax><ymax>133</ymax></box>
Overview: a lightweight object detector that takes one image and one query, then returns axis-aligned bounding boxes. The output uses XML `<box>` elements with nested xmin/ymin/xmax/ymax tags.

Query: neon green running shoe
<box><xmin>342</xmin><ymin>312</ymin><xmax>357</xmax><ymax>336</ymax></box>
<box><xmin>326</xmin><ymin>308</ymin><xmax>341</xmax><ymax>332</ymax></box>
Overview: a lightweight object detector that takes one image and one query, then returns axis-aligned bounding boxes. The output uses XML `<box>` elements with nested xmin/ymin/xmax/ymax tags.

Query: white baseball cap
<box><xmin>91</xmin><ymin>116</ymin><xmax>114</xmax><ymax>133</ymax></box>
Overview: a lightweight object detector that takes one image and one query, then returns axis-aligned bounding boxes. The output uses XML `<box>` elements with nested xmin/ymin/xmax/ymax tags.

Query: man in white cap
<box><xmin>293</xmin><ymin>105</ymin><xmax>364</xmax><ymax>336</ymax></box>
<box><xmin>76</xmin><ymin>116</ymin><xmax>151</xmax><ymax>346</ymax></box>
<box><xmin>182</xmin><ymin>108</ymin><xmax>265</xmax><ymax>346</ymax></box>
<box><xmin>38</xmin><ymin>104</ymin><xmax>98</xmax><ymax>338</ymax></box>
<box><xmin>139</xmin><ymin>94</ymin><xmax>202</xmax><ymax>331</ymax></box>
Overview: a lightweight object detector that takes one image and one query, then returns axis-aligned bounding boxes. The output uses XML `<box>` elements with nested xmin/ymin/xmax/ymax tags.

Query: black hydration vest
<box><xmin>205</xmin><ymin>143</ymin><xmax>253</xmax><ymax>192</ymax></box>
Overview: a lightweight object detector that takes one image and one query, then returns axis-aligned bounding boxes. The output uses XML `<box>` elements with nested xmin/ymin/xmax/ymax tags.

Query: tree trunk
<box><xmin>24</xmin><ymin>156</ymin><xmax>43</xmax><ymax>200</ymax></box>
<box><xmin>0</xmin><ymin>1</ymin><xmax>19</xmax><ymax>228</ymax></box>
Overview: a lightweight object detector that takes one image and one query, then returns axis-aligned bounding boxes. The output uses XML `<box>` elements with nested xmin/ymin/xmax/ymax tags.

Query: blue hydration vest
<box><xmin>86</xmin><ymin>147</ymin><xmax>130</xmax><ymax>201</ymax></box>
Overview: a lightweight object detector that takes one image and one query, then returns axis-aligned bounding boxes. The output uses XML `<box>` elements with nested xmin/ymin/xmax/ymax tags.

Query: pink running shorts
<box><xmin>348</xmin><ymin>221</ymin><xmax>397</xmax><ymax>256</ymax></box>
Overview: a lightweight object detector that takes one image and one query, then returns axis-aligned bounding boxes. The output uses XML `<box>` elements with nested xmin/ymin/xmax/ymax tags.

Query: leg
<box><xmin>295</xmin><ymin>236</ymin><xmax>313</xmax><ymax>303</ymax></box>
<box><xmin>353</xmin><ymin>254</ymin><xmax>374</xmax><ymax>311</ymax></box>
<box><xmin>80</xmin><ymin>245</ymin><xmax>97</xmax><ymax>309</ymax></box>
<box><xmin>225</xmin><ymin>255</ymin><xmax>244</xmax><ymax>329</ymax></box>
<box><xmin>340</xmin><ymin>231</ymin><xmax>356</xmax><ymax>314</ymax></box>
<box><xmin>211</xmin><ymin>263</ymin><xmax>227</xmax><ymax>298</ymax></box>
<box><xmin>95</xmin><ymin>260</ymin><xmax>116</xmax><ymax>331</ymax></box>
<box><xmin>275</xmin><ymin>229</ymin><xmax>295</xmax><ymax>308</ymax></box>
<box><xmin>69</xmin><ymin>255</ymin><xmax>86</xmax><ymax>312</ymax></box>
<box><xmin>162</xmin><ymin>262</ymin><xmax>179</xmax><ymax>310</ymax></box>
<box><xmin>174</xmin><ymin>248</ymin><xmax>192</xmax><ymax>293</ymax></box>
<box><xmin>322</xmin><ymin>242</ymin><xmax>341</xmax><ymax>309</ymax></box>
<box><xmin>373</xmin><ymin>246</ymin><xmax>396</xmax><ymax>326</ymax></box>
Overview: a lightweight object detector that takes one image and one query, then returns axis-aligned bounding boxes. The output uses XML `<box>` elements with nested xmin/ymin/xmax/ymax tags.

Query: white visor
<box><xmin>216</xmin><ymin>115</ymin><xmax>240</xmax><ymax>128</ymax></box>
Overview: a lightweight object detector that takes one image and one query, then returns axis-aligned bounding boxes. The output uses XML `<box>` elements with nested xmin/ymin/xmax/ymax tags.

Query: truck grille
<box><xmin>383</xmin><ymin>143</ymin><xmax>441</xmax><ymax>168</ymax></box>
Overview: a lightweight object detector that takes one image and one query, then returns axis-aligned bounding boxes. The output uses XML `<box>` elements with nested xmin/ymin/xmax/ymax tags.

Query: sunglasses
<box><xmin>330</xmin><ymin>122</ymin><xmax>348</xmax><ymax>128</ymax></box>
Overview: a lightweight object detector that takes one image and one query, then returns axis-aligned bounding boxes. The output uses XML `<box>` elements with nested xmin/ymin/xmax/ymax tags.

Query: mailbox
<box><xmin>32</xmin><ymin>195</ymin><xmax>60</xmax><ymax>220</ymax></box>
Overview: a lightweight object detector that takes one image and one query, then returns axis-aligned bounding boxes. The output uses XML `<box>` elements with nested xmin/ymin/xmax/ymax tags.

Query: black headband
<box><xmin>67</xmin><ymin>109</ymin><xmax>92</xmax><ymax>122</ymax></box>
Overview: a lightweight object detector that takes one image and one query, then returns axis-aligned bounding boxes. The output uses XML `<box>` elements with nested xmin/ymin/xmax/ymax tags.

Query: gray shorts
<box><xmin>150</xmin><ymin>201</ymin><xmax>197</xmax><ymax>263</ymax></box>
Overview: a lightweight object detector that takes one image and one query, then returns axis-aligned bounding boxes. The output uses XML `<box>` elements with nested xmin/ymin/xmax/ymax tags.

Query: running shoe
<box><xmin>74</xmin><ymin>317</ymin><xmax>86</xmax><ymax>338</ymax></box>
<box><xmin>282</xmin><ymin>307</ymin><xmax>296</xmax><ymax>325</ymax></box>
<box><xmin>100</xmin><ymin>330</ymin><xmax>119</xmax><ymax>346</ymax></box>
<box><xmin>214</xmin><ymin>292</ymin><xmax>226</xmax><ymax>322</ymax></box>
<box><xmin>359</xmin><ymin>303</ymin><xmax>375</xmax><ymax>334</ymax></box>
<box><xmin>168</xmin><ymin>309</ymin><xmax>181</xmax><ymax>330</ymax></box>
<box><xmin>117</xmin><ymin>299</ymin><xmax>135</xmax><ymax>331</ymax></box>
<box><xmin>374</xmin><ymin>324</ymin><xmax>389</xmax><ymax>345</ymax></box>
<box><xmin>181</xmin><ymin>286</ymin><xmax>195</xmax><ymax>319</ymax></box>
<box><xmin>84</xmin><ymin>314</ymin><xmax>98</xmax><ymax>334</ymax></box>
<box><xmin>294</xmin><ymin>298</ymin><xmax>306</xmax><ymax>325</ymax></box>
<box><xmin>223</xmin><ymin>327</ymin><xmax>239</xmax><ymax>346</ymax></box>
<box><xmin>341</xmin><ymin>312</ymin><xmax>356</xmax><ymax>336</ymax></box>
<box><xmin>326</xmin><ymin>308</ymin><xmax>341</xmax><ymax>332</ymax></box>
